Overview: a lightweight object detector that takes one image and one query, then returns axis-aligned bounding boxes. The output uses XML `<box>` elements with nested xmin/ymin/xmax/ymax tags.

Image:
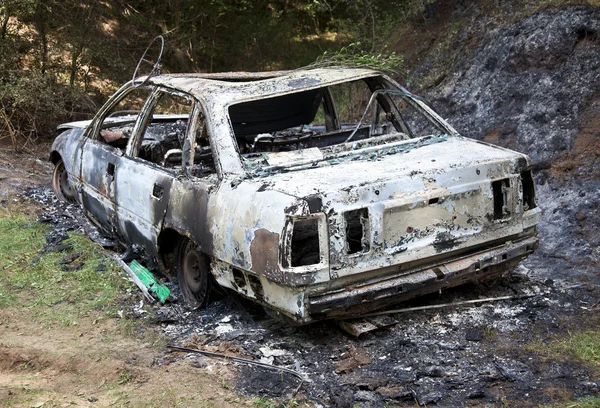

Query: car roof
<box><xmin>145</xmin><ymin>67</ymin><xmax>385</xmax><ymax>106</ymax></box>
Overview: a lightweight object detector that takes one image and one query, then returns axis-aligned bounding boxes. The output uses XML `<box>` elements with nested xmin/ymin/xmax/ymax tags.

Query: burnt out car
<box><xmin>50</xmin><ymin>68</ymin><xmax>540</xmax><ymax>324</ymax></box>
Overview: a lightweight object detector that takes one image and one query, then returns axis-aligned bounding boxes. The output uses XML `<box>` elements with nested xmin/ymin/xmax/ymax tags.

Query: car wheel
<box><xmin>52</xmin><ymin>159</ymin><xmax>76</xmax><ymax>203</ymax></box>
<box><xmin>176</xmin><ymin>238</ymin><xmax>210</xmax><ymax>309</ymax></box>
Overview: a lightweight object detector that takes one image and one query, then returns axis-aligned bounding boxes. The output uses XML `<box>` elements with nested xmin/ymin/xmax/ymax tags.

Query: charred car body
<box><xmin>50</xmin><ymin>68</ymin><xmax>540</xmax><ymax>324</ymax></box>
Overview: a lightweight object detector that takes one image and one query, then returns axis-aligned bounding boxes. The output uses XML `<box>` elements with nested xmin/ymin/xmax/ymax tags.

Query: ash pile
<box><xmin>24</xmin><ymin>186</ymin><xmax>116</xmax><ymax>252</ymax></box>
<box><xmin>151</xmin><ymin>272</ymin><xmax>599</xmax><ymax>407</ymax></box>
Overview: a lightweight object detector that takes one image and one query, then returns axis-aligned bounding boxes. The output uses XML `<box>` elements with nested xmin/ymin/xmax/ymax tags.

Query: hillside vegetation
<box><xmin>0</xmin><ymin>0</ymin><xmax>434</xmax><ymax>149</ymax></box>
<box><xmin>0</xmin><ymin>0</ymin><xmax>598</xmax><ymax>149</ymax></box>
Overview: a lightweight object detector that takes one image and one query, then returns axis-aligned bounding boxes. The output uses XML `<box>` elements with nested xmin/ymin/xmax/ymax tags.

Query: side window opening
<box><xmin>130</xmin><ymin>90</ymin><xmax>217</xmax><ymax>178</ymax></box>
<box><xmin>96</xmin><ymin>87</ymin><xmax>152</xmax><ymax>151</ymax></box>
<box><xmin>137</xmin><ymin>92</ymin><xmax>192</xmax><ymax>169</ymax></box>
<box><xmin>389</xmin><ymin>93</ymin><xmax>446</xmax><ymax>136</ymax></box>
<box><xmin>191</xmin><ymin>114</ymin><xmax>217</xmax><ymax>178</ymax></box>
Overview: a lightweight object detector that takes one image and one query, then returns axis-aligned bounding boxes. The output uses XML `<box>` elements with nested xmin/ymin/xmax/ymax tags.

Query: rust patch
<box><xmin>249</xmin><ymin>228</ymin><xmax>281</xmax><ymax>281</ymax></box>
<box><xmin>98</xmin><ymin>179</ymin><xmax>107</xmax><ymax>197</ymax></box>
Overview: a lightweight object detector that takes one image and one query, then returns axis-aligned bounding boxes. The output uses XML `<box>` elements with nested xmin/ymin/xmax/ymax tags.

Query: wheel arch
<box><xmin>49</xmin><ymin>151</ymin><xmax>62</xmax><ymax>164</ymax></box>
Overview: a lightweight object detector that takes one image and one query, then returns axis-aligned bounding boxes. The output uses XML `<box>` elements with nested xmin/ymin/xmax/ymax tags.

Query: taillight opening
<box><xmin>492</xmin><ymin>179</ymin><xmax>510</xmax><ymax>220</ymax></box>
<box><xmin>344</xmin><ymin>208</ymin><xmax>370</xmax><ymax>254</ymax></box>
<box><xmin>291</xmin><ymin>218</ymin><xmax>321</xmax><ymax>267</ymax></box>
<box><xmin>521</xmin><ymin>170</ymin><xmax>537</xmax><ymax>210</ymax></box>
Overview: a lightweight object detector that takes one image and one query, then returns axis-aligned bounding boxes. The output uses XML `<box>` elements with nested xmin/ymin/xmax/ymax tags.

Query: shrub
<box><xmin>0</xmin><ymin>71</ymin><xmax>95</xmax><ymax>151</ymax></box>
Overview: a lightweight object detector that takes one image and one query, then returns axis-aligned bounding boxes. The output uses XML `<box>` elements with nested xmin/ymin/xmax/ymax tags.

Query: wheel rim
<box><xmin>53</xmin><ymin>161</ymin><xmax>75</xmax><ymax>202</ymax></box>
<box><xmin>181</xmin><ymin>243</ymin><xmax>207</xmax><ymax>303</ymax></box>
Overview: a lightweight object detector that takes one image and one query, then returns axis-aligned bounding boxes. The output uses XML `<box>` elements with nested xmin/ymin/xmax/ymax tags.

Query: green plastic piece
<box><xmin>129</xmin><ymin>260</ymin><xmax>170</xmax><ymax>303</ymax></box>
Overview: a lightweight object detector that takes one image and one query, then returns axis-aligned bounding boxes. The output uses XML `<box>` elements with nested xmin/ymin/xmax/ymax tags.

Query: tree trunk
<box><xmin>1</xmin><ymin>14</ymin><xmax>9</xmax><ymax>39</ymax></box>
<box><xmin>40</xmin><ymin>24</ymin><xmax>48</xmax><ymax>74</ymax></box>
<box><xmin>69</xmin><ymin>45</ymin><xmax>83</xmax><ymax>87</ymax></box>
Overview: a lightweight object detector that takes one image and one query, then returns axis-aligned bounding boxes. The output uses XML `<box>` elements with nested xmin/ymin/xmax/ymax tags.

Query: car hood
<box><xmin>253</xmin><ymin>136</ymin><xmax>528</xmax><ymax>204</ymax></box>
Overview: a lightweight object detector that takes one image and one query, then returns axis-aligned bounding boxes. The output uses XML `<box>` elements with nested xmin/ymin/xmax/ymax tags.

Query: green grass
<box><xmin>524</xmin><ymin>328</ymin><xmax>600</xmax><ymax>380</ymax></box>
<box><xmin>543</xmin><ymin>395</ymin><xmax>600</xmax><ymax>407</ymax></box>
<box><xmin>0</xmin><ymin>212</ymin><xmax>131</xmax><ymax>324</ymax></box>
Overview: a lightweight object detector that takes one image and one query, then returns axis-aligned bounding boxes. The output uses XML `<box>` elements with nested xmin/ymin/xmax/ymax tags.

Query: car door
<box><xmin>79</xmin><ymin>85</ymin><xmax>154</xmax><ymax>235</ymax></box>
<box><xmin>113</xmin><ymin>88</ymin><xmax>199</xmax><ymax>255</ymax></box>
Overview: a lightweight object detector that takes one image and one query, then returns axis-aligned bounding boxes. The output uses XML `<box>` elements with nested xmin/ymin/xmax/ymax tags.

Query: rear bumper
<box><xmin>307</xmin><ymin>235</ymin><xmax>538</xmax><ymax>319</ymax></box>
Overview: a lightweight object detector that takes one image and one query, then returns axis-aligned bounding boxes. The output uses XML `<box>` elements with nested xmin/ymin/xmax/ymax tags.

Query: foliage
<box><xmin>0</xmin><ymin>71</ymin><xmax>95</xmax><ymax>151</ymax></box>
<box><xmin>0</xmin><ymin>0</ymin><xmax>442</xmax><ymax>148</ymax></box>
<box><xmin>310</xmin><ymin>42</ymin><xmax>404</xmax><ymax>74</ymax></box>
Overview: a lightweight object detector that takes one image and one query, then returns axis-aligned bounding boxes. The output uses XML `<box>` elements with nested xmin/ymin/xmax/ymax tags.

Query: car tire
<box><xmin>52</xmin><ymin>158</ymin><xmax>76</xmax><ymax>203</ymax></box>
<box><xmin>176</xmin><ymin>238</ymin><xmax>210</xmax><ymax>309</ymax></box>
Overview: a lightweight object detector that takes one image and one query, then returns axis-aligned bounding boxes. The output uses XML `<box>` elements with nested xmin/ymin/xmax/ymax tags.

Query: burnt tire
<box><xmin>52</xmin><ymin>159</ymin><xmax>76</xmax><ymax>203</ymax></box>
<box><xmin>176</xmin><ymin>238</ymin><xmax>210</xmax><ymax>309</ymax></box>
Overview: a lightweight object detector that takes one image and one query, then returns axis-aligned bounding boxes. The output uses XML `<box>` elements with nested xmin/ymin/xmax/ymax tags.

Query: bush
<box><xmin>0</xmin><ymin>71</ymin><xmax>95</xmax><ymax>151</ymax></box>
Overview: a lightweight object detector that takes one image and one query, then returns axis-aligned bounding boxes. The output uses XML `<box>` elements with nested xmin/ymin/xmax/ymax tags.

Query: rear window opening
<box><xmin>345</xmin><ymin>208</ymin><xmax>370</xmax><ymax>254</ymax></box>
<box><xmin>228</xmin><ymin>76</ymin><xmax>449</xmax><ymax>169</ymax></box>
<box><xmin>291</xmin><ymin>218</ymin><xmax>321</xmax><ymax>267</ymax></box>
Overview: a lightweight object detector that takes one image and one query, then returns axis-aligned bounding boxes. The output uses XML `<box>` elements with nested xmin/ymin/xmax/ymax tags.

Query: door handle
<box><xmin>107</xmin><ymin>162</ymin><xmax>115</xmax><ymax>176</ymax></box>
<box><xmin>152</xmin><ymin>183</ymin><xmax>164</xmax><ymax>199</ymax></box>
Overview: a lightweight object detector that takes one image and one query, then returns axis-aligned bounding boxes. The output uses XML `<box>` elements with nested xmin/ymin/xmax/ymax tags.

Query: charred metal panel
<box><xmin>79</xmin><ymin>140</ymin><xmax>121</xmax><ymax>234</ymax></box>
<box><xmin>204</xmin><ymin>180</ymin><xmax>305</xmax><ymax>281</ymax></box>
<box><xmin>162</xmin><ymin>177</ymin><xmax>214</xmax><ymax>254</ymax></box>
<box><xmin>250</xmin><ymin>228</ymin><xmax>282</xmax><ymax>280</ymax></box>
<box><xmin>114</xmin><ymin>158</ymin><xmax>175</xmax><ymax>256</ymax></box>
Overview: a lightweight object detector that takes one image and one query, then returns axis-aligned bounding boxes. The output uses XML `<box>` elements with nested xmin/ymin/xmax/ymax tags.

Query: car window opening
<box><xmin>97</xmin><ymin>87</ymin><xmax>152</xmax><ymax>151</ymax></box>
<box><xmin>228</xmin><ymin>77</ymin><xmax>447</xmax><ymax>170</ymax></box>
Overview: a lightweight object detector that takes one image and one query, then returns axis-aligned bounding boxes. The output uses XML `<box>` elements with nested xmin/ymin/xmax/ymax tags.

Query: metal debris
<box><xmin>338</xmin><ymin>293</ymin><xmax>538</xmax><ymax>336</ymax></box>
<box><xmin>167</xmin><ymin>344</ymin><xmax>306</xmax><ymax>382</ymax></box>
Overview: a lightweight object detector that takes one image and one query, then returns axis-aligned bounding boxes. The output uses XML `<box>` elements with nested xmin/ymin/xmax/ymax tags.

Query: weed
<box><xmin>117</xmin><ymin>370</ymin><xmax>134</xmax><ymax>385</ymax></box>
<box><xmin>525</xmin><ymin>329</ymin><xmax>600</xmax><ymax>373</ymax></box>
<box><xmin>311</xmin><ymin>42</ymin><xmax>405</xmax><ymax>75</ymax></box>
<box><xmin>254</xmin><ymin>396</ymin><xmax>280</xmax><ymax>408</ymax></box>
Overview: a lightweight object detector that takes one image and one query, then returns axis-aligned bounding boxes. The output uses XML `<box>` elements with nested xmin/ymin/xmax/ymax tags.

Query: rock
<box><xmin>353</xmin><ymin>390</ymin><xmax>376</xmax><ymax>401</ymax></box>
<box><xmin>465</xmin><ymin>328</ymin><xmax>484</xmax><ymax>342</ymax></box>
<box><xmin>376</xmin><ymin>385</ymin><xmax>412</xmax><ymax>399</ymax></box>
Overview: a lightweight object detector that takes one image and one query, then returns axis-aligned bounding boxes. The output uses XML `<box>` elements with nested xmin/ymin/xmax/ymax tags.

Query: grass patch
<box><xmin>0</xmin><ymin>212</ymin><xmax>132</xmax><ymax>324</ymax></box>
<box><xmin>526</xmin><ymin>329</ymin><xmax>600</xmax><ymax>372</ymax></box>
<box><xmin>543</xmin><ymin>395</ymin><xmax>600</xmax><ymax>407</ymax></box>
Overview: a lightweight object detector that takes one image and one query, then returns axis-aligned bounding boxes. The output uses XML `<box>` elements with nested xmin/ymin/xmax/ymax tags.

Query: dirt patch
<box><xmin>550</xmin><ymin>97</ymin><xmax>600</xmax><ymax>179</ymax></box>
<box><xmin>0</xmin><ymin>308</ymin><xmax>243</xmax><ymax>407</ymax></box>
<box><xmin>0</xmin><ymin>142</ymin><xmax>53</xmax><ymax>203</ymax></box>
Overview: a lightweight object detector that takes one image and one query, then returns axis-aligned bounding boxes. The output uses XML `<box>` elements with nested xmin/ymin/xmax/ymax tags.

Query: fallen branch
<box><xmin>345</xmin><ymin>293</ymin><xmax>538</xmax><ymax>320</ymax></box>
<box><xmin>167</xmin><ymin>344</ymin><xmax>306</xmax><ymax>383</ymax></box>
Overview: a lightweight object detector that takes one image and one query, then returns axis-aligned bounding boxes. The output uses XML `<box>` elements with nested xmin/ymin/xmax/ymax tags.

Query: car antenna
<box><xmin>132</xmin><ymin>35</ymin><xmax>165</xmax><ymax>87</ymax></box>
